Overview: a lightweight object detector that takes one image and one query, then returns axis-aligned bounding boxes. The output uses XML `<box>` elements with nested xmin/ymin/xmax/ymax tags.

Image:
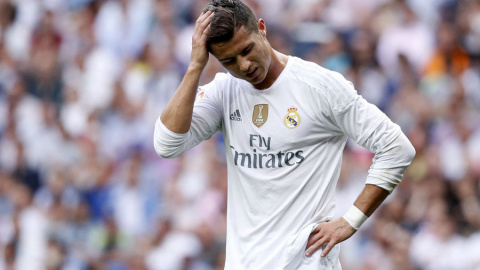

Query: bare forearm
<box><xmin>353</xmin><ymin>184</ymin><xmax>389</xmax><ymax>217</ymax></box>
<box><xmin>160</xmin><ymin>11</ymin><xmax>213</xmax><ymax>134</ymax></box>
<box><xmin>160</xmin><ymin>65</ymin><xmax>204</xmax><ymax>134</ymax></box>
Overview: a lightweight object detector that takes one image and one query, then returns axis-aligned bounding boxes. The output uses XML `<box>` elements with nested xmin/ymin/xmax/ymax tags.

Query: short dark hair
<box><xmin>203</xmin><ymin>0</ymin><xmax>258</xmax><ymax>46</ymax></box>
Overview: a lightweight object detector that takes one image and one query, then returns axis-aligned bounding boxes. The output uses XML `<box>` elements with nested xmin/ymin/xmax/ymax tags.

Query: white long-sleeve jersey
<box><xmin>154</xmin><ymin>56</ymin><xmax>415</xmax><ymax>270</ymax></box>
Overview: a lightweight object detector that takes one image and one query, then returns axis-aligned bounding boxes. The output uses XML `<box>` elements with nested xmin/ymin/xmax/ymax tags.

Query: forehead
<box><xmin>210</xmin><ymin>26</ymin><xmax>256</xmax><ymax>59</ymax></box>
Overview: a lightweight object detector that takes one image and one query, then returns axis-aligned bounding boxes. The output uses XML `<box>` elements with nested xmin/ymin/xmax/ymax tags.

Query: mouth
<box><xmin>246</xmin><ymin>67</ymin><xmax>258</xmax><ymax>78</ymax></box>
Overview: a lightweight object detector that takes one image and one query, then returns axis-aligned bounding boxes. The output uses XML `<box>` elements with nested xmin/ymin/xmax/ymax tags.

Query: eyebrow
<box><xmin>218</xmin><ymin>42</ymin><xmax>254</xmax><ymax>62</ymax></box>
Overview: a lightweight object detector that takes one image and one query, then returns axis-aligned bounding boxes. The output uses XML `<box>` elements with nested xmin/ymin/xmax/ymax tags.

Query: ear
<box><xmin>257</xmin><ymin>19</ymin><xmax>266</xmax><ymax>37</ymax></box>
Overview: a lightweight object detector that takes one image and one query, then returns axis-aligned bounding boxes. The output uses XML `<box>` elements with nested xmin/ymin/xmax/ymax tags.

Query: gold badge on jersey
<box><xmin>252</xmin><ymin>104</ymin><xmax>268</xmax><ymax>127</ymax></box>
<box><xmin>284</xmin><ymin>106</ymin><xmax>301</xmax><ymax>129</ymax></box>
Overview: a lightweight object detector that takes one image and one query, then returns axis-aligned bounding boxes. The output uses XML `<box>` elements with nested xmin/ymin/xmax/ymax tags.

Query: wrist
<box><xmin>342</xmin><ymin>205</ymin><xmax>368</xmax><ymax>230</ymax></box>
<box><xmin>188</xmin><ymin>61</ymin><xmax>207</xmax><ymax>73</ymax></box>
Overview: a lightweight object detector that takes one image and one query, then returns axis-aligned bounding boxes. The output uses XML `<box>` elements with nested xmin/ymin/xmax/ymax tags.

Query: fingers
<box><xmin>196</xmin><ymin>10</ymin><xmax>213</xmax><ymax>24</ymax></box>
<box><xmin>305</xmin><ymin>236</ymin><xmax>328</xmax><ymax>257</ymax></box>
<box><xmin>321</xmin><ymin>241</ymin><xmax>336</xmax><ymax>257</ymax></box>
<box><xmin>306</xmin><ymin>237</ymin><xmax>337</xmax><ymax>257</ymax></box>
<box><xmin>193</xmin><ymin>11</ymin><xmax>214</xmax><ymax>45</ymax></box>
<box><xmin>191</xmin><ymin>10</ymin><xmax>214</xmax><ymax>68</ymax></box>
<box><xmin>304</xmin><ymin>221</ymin><xmax>337</xmax><ymax>258</ymax></box>
<box><xmin>306</xmin><ymin>230</ymin><xmax>322</xmax><ymax>250</ymax></box>
<box><xmin>304</xmin><ymin>219</ymin><xmax>356</xmax><ymax>258</ymax></box>
<box><xmin>200</xmin><ymin>12</ymin><xmax>214</xmax><ymax>29</ymax></box>
<box><xmin>195</xmin><ymin>11</ymin><xmax>214</xmax><ymax>32</ymax></box>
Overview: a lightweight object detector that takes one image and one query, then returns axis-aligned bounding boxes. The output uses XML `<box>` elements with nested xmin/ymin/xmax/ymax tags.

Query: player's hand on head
<box><xmin>191</xmin><ymin>10</ymin><xmax>214</xmax><ymax>70</ymax></box>
<box><xmin>305</xmin><ymin>218</ymin><xmax>356</xmax><ymax>258</ymax></box>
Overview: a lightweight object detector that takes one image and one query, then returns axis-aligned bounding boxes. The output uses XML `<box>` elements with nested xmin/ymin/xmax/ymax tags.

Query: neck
<box><xmin>254</xmin><ymin>50</ymin><xmax>288</xmax><ymax>90</ymax></box>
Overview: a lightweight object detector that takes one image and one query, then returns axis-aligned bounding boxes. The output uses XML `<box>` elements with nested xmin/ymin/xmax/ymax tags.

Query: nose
<box><xmin>238</xmin><ymin>57</ymin><xmax>251</xmax><ymax>73</ymax></box>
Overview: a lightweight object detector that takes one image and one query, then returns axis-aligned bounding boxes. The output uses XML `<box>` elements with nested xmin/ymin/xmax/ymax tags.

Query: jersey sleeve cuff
<box><xmin>155</xmin><ymin>117</ymin><xmax>190</xmax><ymax>139</ymax></box>
<box><xmin>365</xmin><ymin>175</ymin><xmax>398</xmax><ymax>193</ymax></box>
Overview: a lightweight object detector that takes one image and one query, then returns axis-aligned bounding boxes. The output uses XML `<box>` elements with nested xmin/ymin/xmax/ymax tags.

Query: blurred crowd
<box><xmin>0</xmin><ymin>0</ymin><xmax>479</xmax><ymax>269</ymax></box>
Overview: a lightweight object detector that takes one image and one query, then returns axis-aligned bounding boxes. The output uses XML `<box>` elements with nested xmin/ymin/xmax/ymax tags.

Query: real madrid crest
<box><xmin>284</xmin><ymin>106</ymin><xmax>301</xmax><ymax>129</ymax></box>
<box><xmin>252</xmin><ymin>104</ymin><xmax>268</xmax><ymax>127</ymax></box>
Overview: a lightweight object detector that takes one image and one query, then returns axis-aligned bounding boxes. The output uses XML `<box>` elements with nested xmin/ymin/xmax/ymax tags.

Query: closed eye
<box><xmin>221</xmin><ymin>58</ymin><xmax>235</xmax><ymax>65</ymax></box>
<box><xmin>242</xmin><ymin>44</ymin><xmax>254</xmax><ymax>56</ymax></box>
<box><xmin>219</xmin><ymin>43</ymin><xmax>254</xmax><ymax>65</ymax></box>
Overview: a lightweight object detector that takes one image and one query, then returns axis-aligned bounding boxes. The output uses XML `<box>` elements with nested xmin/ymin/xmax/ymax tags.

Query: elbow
<box><xmin>153</xmin><ymin>122</ymin><xmax>184</xmax><ymax>159</ymax></box>
<box><xmin>392</xmin><ymin>141</ymin><xmax>415</xmax><ymax>189</ymax></box>
<box><xmin>154</xmin><ymin>145</ymin><xmax>174</xmax><ymax>159</ymax></box>
<box><xmin>153</xmin><ymin>138</ymin><xmax>169</xmax><ymax>158</ymax></box>
<box><xmin>153</xmin><ymin>139</ymin><xmax>182</xmax><ymax>159</ymax></box>
<box><xmin>394</xmin><ymin>133</ymin><xmax>416</xmax><ymax>167</ymax></box>
<box><xmin>403</xmin><ymin>139</ymin><xmax>416</xmax><ymax>165</ymax></box>
<box><xmin>367</xmin><ymin>134</ymin><xmax>416</xmax><ymax>192</ymax></box>
<box><xmin>154</xmin><ymin>145</ymin><xmax>182</xmax><ymax>159</ymax></box>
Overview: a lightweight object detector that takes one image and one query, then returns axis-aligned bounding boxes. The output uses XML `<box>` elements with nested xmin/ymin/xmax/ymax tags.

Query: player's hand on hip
<box><xmin>305</xmin><ymin>218</ymin><xmax>356</xmax><ymax>257</ymax></box>
<box><xmin>190</xmin><ymin>10</ymin><xmax>214</xmax><ymax>70</ymax></box>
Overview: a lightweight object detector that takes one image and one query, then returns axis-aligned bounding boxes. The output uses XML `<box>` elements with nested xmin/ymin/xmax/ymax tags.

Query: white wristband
<box><xmin>342</xmin><ymin>206</ymin><xmax>368</xmax><ymax>230</ymax></box>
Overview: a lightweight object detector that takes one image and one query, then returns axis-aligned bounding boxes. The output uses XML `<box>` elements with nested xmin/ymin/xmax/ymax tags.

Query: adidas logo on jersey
<box><xmin>230</xmin><ymin>110</ymin><xmax>242</xmax><ymax>121</ymax></box>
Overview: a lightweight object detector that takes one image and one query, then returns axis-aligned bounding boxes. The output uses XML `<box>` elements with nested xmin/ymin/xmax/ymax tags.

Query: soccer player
<box><xmin>154</xmin><ymin>0</ymin><xmax>416</xmax><ymax>269</ymax></box>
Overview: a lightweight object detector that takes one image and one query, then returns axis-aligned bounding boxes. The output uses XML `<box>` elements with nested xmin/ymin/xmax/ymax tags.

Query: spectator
<box><xmin>0</xmin><ymin>0</ymin><xmax>478</xmax><ymax>268</ymax></box>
